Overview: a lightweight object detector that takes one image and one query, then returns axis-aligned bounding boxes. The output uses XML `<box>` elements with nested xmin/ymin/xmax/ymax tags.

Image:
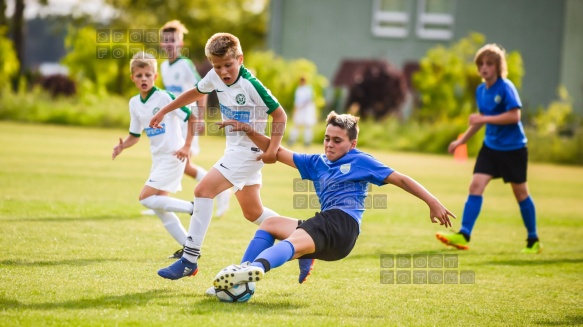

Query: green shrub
<box><xmin>0</xmin><ymin>28</ymin><xmax>19</xmax><ymax>91</ymax></box>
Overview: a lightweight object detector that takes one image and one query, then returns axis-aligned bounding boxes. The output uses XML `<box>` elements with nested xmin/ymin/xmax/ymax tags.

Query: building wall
<box><xmin>560</xmin><ymin>0</ymin><xmax>583</xmax><ymax>114</ymax></box>
<box><xmin>268</xmin><ymin>0</ymin><xmax>571</xmax><ymax>112</ymax></box>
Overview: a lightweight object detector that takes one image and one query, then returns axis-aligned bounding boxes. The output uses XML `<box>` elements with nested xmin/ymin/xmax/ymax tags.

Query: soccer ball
<box><xmin>215</xmin><ymin>282</ymin><xmax>256</xmax><ymax>303</ymax></box>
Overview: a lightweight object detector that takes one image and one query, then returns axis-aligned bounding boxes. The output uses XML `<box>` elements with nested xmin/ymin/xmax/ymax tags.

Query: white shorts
<box><xmin>213</xmin><ymin>146</ymin><xmax>264</xmax><ymax>191</ymax></box>
<box><xmin>145</xmin><ymin>153</ymin><xmax>187</xmax><ymax>193</ymax></box>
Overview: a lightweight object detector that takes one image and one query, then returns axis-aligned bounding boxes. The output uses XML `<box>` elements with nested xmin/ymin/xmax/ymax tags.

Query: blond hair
<box><xmin>130</xmin><ymin>52</ymin><xmax>157</xmax><ymax>74</ymax></box>
<box><xmin>326</xmin><ymin>111</ymin><xmax>360</xmax><ymax>141</ymax></box>
<box><xmin>160</xmin><ymin>20</ymin><xmax>188</xmax><ymax>42</ymax></box>
<box><xmin>474</xmin><ymin>44</ymin><xmax>508</xmax><ymax>78</ymax></box>
<box><xmin>204</xmin><ymin>33</ymin><xmax>243</xmax><ymax>59</ymax></box>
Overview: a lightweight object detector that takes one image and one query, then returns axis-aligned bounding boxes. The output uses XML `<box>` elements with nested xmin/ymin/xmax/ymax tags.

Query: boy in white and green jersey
<box><xmin>158</xmin><ymin>20</ymin><xmax>231</xmax><ymax>224</ymax></box>
<box><xmin>150</xmin><ymin>33</ymin><xmax>289</xmax><ymax>282</ymax></box>
<box><xmin>112</xmin><ymin>52</ymin><xmax>194</xmax><ymax>259</ymax></box>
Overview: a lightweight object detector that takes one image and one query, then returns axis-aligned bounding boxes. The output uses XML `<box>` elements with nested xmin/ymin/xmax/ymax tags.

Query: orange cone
<box><xmin>454</xmin><ymin>134</ymin><xmax>468</xmax><ymax>162</ymax></box>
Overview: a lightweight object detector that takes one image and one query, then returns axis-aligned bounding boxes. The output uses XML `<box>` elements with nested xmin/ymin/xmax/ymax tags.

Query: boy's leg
<box><xmin>234</xmin><ymin>185</ymin><xmax>278</xmax><ymax>225</ymax></box>
<box><xmin>287</xmin><ymin>125</ymin><xmax>299</xmax><ymax>146</ymax></box>
<box><xmin>158</xmin><ymin>169</ymin><xmax>233</xmax><ymax>280</ymax></box>
<box><xmin>214</xmin><ymin>229</ymin><xmax>316</xmax><ymax>289</ymax></box>
<box><xmin>240</xmin><ymin>217</ymin><xmax>299</xmax><ymax>263</ymax></box>
<box><xmin>139</xmin><ymin>194</ymin><xmax>193</xmax><ymax>214</ymax></box>
<box><xmin>512</xmin><ymin>183</ymin><xmax>541</xmax><ymax>253</ymax></box>
<box><xmin>151</xmin><ymin>209</ymin><xmax>187</xmax><ymax>246</ymax></box>
<box><xmin>304</xmin><ymin>125</ymin><xmax>313</xmax><ymax>146</ymax></box>
<box><xmin>436</xmin><ymin>174</ymin><xmax>490</xmax><ymax>250</ymax></box>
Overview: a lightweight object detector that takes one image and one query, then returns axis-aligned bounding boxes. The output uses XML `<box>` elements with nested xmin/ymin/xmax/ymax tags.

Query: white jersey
<box><xmin>160</xmin><ymin>57</ymin><xmax>201</xmax><ymax>154</ymax></box>
<box><xmin>196</xmin><ymin>65</ymin><xmax>280</xmax><ymax>148</ymax></box>
<box><xmin>128</xmin><ymin>86</ymin><xmax>191</xmax><ymax>155</ymax></box>
<box><xmin>160</xmin><ymin>57</ymin><xmax>201</xmax><ymax>97</ymax></box>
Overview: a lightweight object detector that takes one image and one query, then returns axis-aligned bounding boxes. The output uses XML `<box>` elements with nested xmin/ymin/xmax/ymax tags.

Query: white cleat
<box><xmin>213</xmin><ymin>263</ymin><xmax>264</xmax><ymax>290</ymax></box>
<box><xmin>214</xmin><ymin>189</ymin><xmax>231</xmax><ymax>218</ymax></box>
<box><xmin>205</xmin><ymin>286</ymin><xmax>216</xmax><ymax>296</ymax></box>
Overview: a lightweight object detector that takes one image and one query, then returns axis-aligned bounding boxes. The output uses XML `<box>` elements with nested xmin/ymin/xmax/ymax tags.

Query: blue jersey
<box><xmin>293</xmin><ymin>149</ymin><xmax>394</xmax><ymax>226</ymax></box>
<box><xmin>476</xmin><ymin>78</ymin><xmax>527</xmax><ymax>151</ymax></box>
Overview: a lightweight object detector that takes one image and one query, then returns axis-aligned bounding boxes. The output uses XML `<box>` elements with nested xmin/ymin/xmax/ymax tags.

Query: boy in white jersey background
<box><xmin>150</xmin><ymin>33</ymin><xmax>289</xmax><ymax>281</ymax></box>
<box><xmin>112</xmin><ymin>52</ymin><xmax>195</xmax><ymax>259</ymax></box>
<box><xmin>149</xmin><ymin>20</ymin><xmax>231</xmax><ymax>226</ymax></box>
<box><xmin>211</xmin><ymin>112</ymin><xmax>455</xmax><ymax>292</ymax></box>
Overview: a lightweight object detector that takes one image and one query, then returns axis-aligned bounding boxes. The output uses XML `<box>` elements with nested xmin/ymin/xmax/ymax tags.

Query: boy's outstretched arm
<box><xmin>217</xmin><ymin>120</ymin><xmax>296</xmax><ymax>168</ymax></box>
<box><xmin>112</xmin><ymin>134</ymin><xmax>140</xmax><ymax>160</ymax></box>
<box><xmin>150</xmin><ymin>88</ymin><xmax>205</xmax><ymax>128</ymax></box>
<box><xmin>385</xmin><ymin>171</ymin><xmax>456</xmax><ymax>227</ymax></box>
<box><xmin>260</xmin><ymin>107</ymin><xmax>287</xmax><ymax>164</ymax></box>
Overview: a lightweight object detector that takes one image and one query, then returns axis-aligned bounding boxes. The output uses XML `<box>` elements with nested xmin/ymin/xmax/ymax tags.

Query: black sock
<box><xmin>526</xmin><ymin>237</ymin><xmax>539</xmax><ymax>248</ymax></box>
<box><xmin>459</xmin><ymin>232</ymin><xmax>470</xmax><ymax>242</ymax></box>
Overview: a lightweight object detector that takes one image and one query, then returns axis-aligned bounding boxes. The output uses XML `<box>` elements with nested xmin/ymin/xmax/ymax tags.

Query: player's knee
<box><xmin>242</xmin><ymin>209</ymin><xmax>263</xmax><ymax>222</ymax></box>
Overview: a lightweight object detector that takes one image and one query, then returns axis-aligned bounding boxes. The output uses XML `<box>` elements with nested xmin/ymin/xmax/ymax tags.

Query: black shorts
<box><xmin>474</xmin><ymin>144</ymin><xmax>528</xmax><ymax>183</ymax></box>
<box><xmin>296</xmin><ymin>209</ymin><xmax>359</xmax><ymax>261</ymax></box>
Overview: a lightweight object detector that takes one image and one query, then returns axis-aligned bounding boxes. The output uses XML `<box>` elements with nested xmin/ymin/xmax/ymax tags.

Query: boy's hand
<box><xmin>112</xmin><ymin>138</ymin><xmax>123</xmax><ymax>160</ymax></box>
<box><xmin>258</xmin><ymin>150</ymin><xmax>277</xmax><ymax>164</ymax></box>
<box><xmin>174</xmin><ymin>146</ymin><xmax>189</xmax><ymax>162</ymax></box>
<box><xmin>150</xmin><ymin>112</ymin><xmax>165</xmax><ymax>128</ymax></box>
<box><xmin>216</xmin><ymin>120</ymin><xmax>253</xmax><ymax>133</ymax></box>
<box><xmin>448</xmin><ymin>140</ymin><xmax>461</xmax><ymax>154</ymax></box>
<box><xmin>428</xmin><ymin>200</ymin><xmax>456</xmax><ymax>228</ymax></box>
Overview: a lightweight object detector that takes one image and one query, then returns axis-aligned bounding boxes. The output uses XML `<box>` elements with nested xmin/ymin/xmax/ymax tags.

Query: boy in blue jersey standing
<box><xmin>436</xmin><ymin>44</ymin><xmax>542</xmax><ymax>254</ymax></box>
<box><xmin>211</xmin><ymin>111</ymin><xmax>455</xmax><ymax>290</ymax></box>
<box><xmin>112</xmin><ymin>52</ymin><xmax>195</xmax><ymax>257</ymax></box>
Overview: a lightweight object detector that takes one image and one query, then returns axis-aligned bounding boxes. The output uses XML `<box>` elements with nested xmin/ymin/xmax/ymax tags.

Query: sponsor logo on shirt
<box><xmin>145</xmin><ymin>123</ymin><xmax>165</xmax><ymax>137</ymax></box>
<box><xmin>219</xmin><ymin>104</ymin><xmax>251</xmax><ymax>123</ymax></box>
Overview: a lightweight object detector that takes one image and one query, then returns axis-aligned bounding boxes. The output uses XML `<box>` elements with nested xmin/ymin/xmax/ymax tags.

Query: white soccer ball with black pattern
<box><xmin>215</xmin><ymin>282</ymin><xmax>256</xmax><ymax>303</ymax></box>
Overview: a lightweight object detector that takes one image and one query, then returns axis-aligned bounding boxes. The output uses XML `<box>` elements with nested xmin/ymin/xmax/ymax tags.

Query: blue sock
<box><xmin>251</xmin><ymin>240</ymin><xmax>295</xmax><ymax>273</ymax></box>
<box><xmin>519</xmin><ymin>196</ymin><xmax>538</xmax><ymax>239</ymax></box>
<box><xmin>240</xmin><ymin>229</ymin><xmax>275</xmax><ymax>264</ymax></box>
<box><xmin>459</xmin><ymin>195</ymin><xmax>483</xmax><ymax>237</ymax></box>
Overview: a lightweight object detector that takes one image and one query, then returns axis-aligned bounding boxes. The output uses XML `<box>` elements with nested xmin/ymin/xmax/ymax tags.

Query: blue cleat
<box><xmin>158</xmin><ymin>258</ymin><xmax>198</xmax><ymax>280</ymax></box>
<box><xmin>298</xmin><ymin>258</ymin><xmax>315</xmax><ymax>284</ymax></box>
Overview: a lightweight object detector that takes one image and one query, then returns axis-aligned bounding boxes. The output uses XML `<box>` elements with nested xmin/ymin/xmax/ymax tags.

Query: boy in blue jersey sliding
<box><xmin>436</xmin><ymin>44</ymin><xmax>542</xmax><ymax>254</ymax></box>
<box><xmin>211</xmin><ymin>111</ymin><xmax>455</xmax><ymax>290</ymax></box>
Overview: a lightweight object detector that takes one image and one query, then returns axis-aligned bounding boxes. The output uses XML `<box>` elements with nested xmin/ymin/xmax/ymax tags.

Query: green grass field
<box><xmin>1</xmin><ymin>122</ymin><xmax>582</xmax><ymax>326</ymax></box>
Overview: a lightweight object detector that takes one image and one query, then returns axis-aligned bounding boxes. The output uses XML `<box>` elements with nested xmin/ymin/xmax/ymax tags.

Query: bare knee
<box><xmin>242</xmin><ymin>207</ymin><xmax>263</xmax><ymax>222</ymax></box>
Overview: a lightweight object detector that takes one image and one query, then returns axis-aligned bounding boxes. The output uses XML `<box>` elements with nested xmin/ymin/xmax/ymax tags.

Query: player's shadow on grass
<box><xmin>0</xmin><ymin>258</ymin><xmax>117</xmax><ymax>267</ymax></box>
<box><xmin>0</xmin><ymin>290</ymin><xmax>172</xmax><ymax>310</ymax></box>
<box><xmin>195</xmin><ymin>291</ymin><xmax>303</xmax><ymax>311</ymax></box>
<box><xmin>480</xmin><ymin>258</ymin><xmax>583</xmax><ymax>266</ymax></box>
<box><xmin>4</xmin><ymin>215</ymin><xmax>142</xmax><ymax>222</ymax></box>
<box><xmin>535</xmin><ymin>315</ymin><xmax>583</xmax><ymax>326</ymax></box>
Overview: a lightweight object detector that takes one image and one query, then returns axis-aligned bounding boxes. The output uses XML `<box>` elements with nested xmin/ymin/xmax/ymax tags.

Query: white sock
<box><xmin>153</xmin><ymin>210</ymin><xmax>187</xmax><ymax>245</ymax></box>
<box><xmin>253</xmin><ymin>207</ymin><xmax>279</xmax><ymax>226</ymax></box>
<box><xmin>140</xmin><ymin>195</ymin><xmax>193</xmax><ymax>214</ymax></box>
<box><xmin>195</xmin><ymin>167</ymin><xmax>207</xmax><ymax>182</ymax></box>
<box><xmin>183</xmin><ymin>197</ymin><xmax>214</xmax><ymax>263</ymax></box>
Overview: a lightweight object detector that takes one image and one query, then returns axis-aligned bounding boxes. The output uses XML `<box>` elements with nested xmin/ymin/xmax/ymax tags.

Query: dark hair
<box><xmin>326</xmin><ymin>111</ymin><xmax>360</xmax><ymax>141</ymax></box>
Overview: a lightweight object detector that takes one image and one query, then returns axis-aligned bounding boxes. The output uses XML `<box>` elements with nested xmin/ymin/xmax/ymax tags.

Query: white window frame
<box><xmin>371</xmin><ymin>0</ymin><xmax>411</xmax><ymax>38</ymax></box>
<box><xmin>415</xmin><ymin>0</ymin><xmax>455</xmax><ymax>40</ymax></box>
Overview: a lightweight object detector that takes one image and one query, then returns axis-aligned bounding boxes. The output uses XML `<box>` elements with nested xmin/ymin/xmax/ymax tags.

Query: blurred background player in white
<box><xmin>143</xmin><ymin>20</ymin><xmax>231</xmax><ymax>225</ymax></box>
<box><xmin>112</xmin><ymin>52</ymin><xmax>194</xmax><ymax>259</ymax></box>
<box><xmin>287</xmin><ymin>76</ymin><xmax>316</xmax><ymax>147</ymax></box>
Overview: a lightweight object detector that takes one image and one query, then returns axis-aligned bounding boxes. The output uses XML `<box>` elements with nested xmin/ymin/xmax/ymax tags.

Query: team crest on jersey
<box><xmin>153</xmin><ymin>107</ymin><xmax>160</xmax><ymax>115</ymax></box>
<box><xmin>494</xmin><ymin>95</ymin><xmax>501</xmax><ymax>104</ymax></box>
<box><xmin>236</xmin><ymin>94</ymin><xmax>246</xmax><ymax>105</ymax></box>
<box><xmin>340</xmin><ymin>164</ymin><xmax>351</xmax><ymax>174</ymax></box>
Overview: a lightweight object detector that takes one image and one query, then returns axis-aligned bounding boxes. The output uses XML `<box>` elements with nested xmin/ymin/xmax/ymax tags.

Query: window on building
<box><xmin>415</xmin><ymin>0</ymin><xmax>455</xmax><ymax>40</ymax></box>
<box><xmin>371</xmin><ymin>0</ymin><xmax>412</xmax><ymax>38</ymax></box>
